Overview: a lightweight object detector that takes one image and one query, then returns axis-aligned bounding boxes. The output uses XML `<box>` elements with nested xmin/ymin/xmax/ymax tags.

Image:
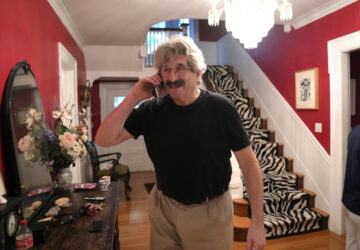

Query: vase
<box><xmin>54</xmin><ymin>167</ymin><xmax>73</xmax><ymax>192</ymax></box>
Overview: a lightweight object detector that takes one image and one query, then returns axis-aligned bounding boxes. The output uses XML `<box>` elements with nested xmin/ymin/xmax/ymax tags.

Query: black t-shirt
<box><xmin>124</xmin><ymin>89</ymin><xmax>250</xmax><ymax>204</ymax></box>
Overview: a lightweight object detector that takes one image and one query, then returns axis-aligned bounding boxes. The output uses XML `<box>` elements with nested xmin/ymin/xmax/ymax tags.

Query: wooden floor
<box><xmin>117</xmin><ymin>172</ymin><xmax>346</xmax><ymax>250</ymax></box>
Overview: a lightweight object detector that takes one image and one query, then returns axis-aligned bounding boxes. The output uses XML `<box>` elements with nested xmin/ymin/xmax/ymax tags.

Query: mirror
<box><xmin>1</xmin><ymin>61</ymin><xmax>52</xmax><ymax>207</ymax></box>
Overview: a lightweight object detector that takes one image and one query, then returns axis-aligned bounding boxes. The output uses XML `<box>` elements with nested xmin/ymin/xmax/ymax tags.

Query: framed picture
<box><xmin>295</xmin><ymin>67</ymin><xmax>319</xmax><ymax>110</ymax></box>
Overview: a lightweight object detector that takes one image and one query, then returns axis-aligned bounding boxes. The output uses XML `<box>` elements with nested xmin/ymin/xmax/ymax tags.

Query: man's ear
<box><xmin>196</xmin><ymin>72</ymin><xmax>201</xmax><ymax>82</ymax></box>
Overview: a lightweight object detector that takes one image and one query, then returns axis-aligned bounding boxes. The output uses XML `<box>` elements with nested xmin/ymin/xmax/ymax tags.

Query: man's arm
<box><xmin>95</xmin><ymin>73</ymin><xmax>161</xmax><ymax>147</ymax></box>
<box><xmin>233</xmin><ymin>145</ymin><xmax>266</xmax><ymax>250</ymax></box>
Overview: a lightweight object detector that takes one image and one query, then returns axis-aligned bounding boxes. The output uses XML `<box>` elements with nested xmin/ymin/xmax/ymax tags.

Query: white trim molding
<box><xmin>48</xmin><ymin>0</ymin><xmax>86</xmax><ymax>48</ymax></box>
<box><xmin>218</xmin><ymin>33</ymin><xmax>332</xmax><ymax>228</ymax></box>
<box><xmin>327</xmin><ymin>30</ymin><xmax>360</xmax><ymax>235</ymax></box>
<box><xmin>58</xmin><ymin>42</ymin><xmax>82</xmax><ymax>183</ymax></box>
<box><xmin>291</xmin><ymin>0</ymin><xmax>357</xmax><ymax>30</ymax></box>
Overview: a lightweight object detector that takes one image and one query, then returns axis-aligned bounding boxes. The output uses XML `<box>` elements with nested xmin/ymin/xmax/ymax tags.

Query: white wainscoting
<box><xmin>217</xmin><ymin>33</ymin><xmax>333</xmax><ymax>229</ymax></box>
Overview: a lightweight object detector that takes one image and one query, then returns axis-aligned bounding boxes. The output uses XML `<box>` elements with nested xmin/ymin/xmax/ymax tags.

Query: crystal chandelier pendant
<box><xmin>279</xmin><ymin>0</ymin><xmax>293</xmax><ymax>21</ymax></box>
<box><xmin>208</xmin><ymin>0</ymin><xmax>293</xmax><ymax>49</ymax></box>
<box><xmin>208</xmin><ymin>0</ymin><xmax>223</xmax><ymax>26</ymax></box>
<box><xmin>208</xmin><ymin>8</ymin><xmax>222</xmax><ymax>26</ymax></box>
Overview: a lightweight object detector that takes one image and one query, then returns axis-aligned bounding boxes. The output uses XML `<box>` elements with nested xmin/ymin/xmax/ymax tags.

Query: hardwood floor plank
<box><xmin>117</xmin><ymin>171</ymin><xmax>346</xmax><ymax>250</ymax></box>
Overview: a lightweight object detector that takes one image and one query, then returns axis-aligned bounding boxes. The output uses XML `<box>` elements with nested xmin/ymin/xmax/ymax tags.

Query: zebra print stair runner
<box><xmin>205</xmin><ymin>65</ymin><xmax>324</xmax><ymax>239</ymax></box>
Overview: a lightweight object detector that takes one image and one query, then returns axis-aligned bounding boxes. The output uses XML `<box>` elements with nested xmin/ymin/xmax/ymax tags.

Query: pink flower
<box><xmin>59</xmin><ymin>132</ymin><xmax>78</xmax><ymax>149</ymax></box>
<box><xmin>18</xmin><ymin>135</ymin><xmax>34</xmax><ymax>152</ymax></box>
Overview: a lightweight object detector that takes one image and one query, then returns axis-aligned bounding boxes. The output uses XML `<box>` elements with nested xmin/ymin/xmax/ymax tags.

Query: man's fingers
<box><xmin>143</xmin><ymin>74</ymin><xmax>162</xmax><ymax>86</ymax></box>
<box><xmin>246</xmin><ymin>239</ymin><xmax>253</xmax><ymax>250</ymax></box>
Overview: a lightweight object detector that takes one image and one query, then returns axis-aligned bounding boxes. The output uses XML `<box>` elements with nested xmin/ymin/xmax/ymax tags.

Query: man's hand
<box><xmin>247</xmin><ymin>222</ymin><xmax>266</xmax><ymax>250</ymax></box>
<box><xmin>130</xmin><ymin>73</ymin><xmax>163</xmax><ymax>101</ymax></box>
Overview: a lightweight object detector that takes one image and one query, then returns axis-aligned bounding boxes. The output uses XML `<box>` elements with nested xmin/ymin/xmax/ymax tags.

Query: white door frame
<box><xmin>328</xmin><ymin>30</ymin><xmax>360</xmax><ymax>234</ymax></box>
<box><xmin>58</xmin><ymin>42</ymin><xmax>81</xmax><ymax>183</ymax></box>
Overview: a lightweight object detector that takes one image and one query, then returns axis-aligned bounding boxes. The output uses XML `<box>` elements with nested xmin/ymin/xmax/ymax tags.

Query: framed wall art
<box><xmin>295</xmin><ymin>67</ymin><xmax>319</xmax><ymax>110</ymax></box>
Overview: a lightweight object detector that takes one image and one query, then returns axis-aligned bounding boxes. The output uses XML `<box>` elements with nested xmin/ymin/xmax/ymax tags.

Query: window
<box><xmin>144</xmin><ymin>19</ymin><xmax>192</xmax><ymax>67</ymax></box>
<box><xmin>114</xmin><ymin>96</ymin><xmax>141</xmax><ymax>109</ymax></box>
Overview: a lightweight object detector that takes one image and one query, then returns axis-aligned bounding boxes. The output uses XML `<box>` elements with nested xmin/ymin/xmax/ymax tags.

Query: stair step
<box><xmin>264</xmin><ymin>208</ymin><xmax>323</xmax><ymax>239</ymax></box>
<box><xmin>233</xmin><ymin>72</ymin><xmax>238</xmax><ymax>80</ymax></box>
<box><xmin>256</xmin><ymin>107</ymin><xmax>261</xmax><ymax>117</ymax></box>
<box><xmin>269</xmin><ymin>130</ymin><xmax>275</xmax><ymax>142</ymax></box>
<box><xmin>278</xmin><ymin>143</ymin><xmax>284</xmax><ymax>156</ymax></box>
<box><xmin>238</xmin><ymin>79</ymin><xmax>243</xmax><ymax>88</ymax></box>
<box><xmin>233</xmin><ymin>215</ymin><xmax>251</xmax><ymax>242</ymax></box>
<box><xmin>291</xmin><ymin>171</ymin><xmax>304</xmax><ymax>189</ymax></box>
<box><xmin>259</xmin><ymin>156</ymin><xmax>288</xmax><ymax>175</ymax></box>
<box><xmin>202</xmin><ymin>74</ymin><xmax>214</xmax><ymax>92</ymax></box>
<box><xmin>248</xmin><ymin>129</ymin><xmax>273</xmax><ymax>143</ymax></box>
<box><xmin>300</xmin><ymin>188</ymin><xmax>316</xmax><ymax>208</ymax></box>
<box><xmin>253</xmin><ymin>141</ymin><xmax>282</xmax><ymax>159</ymax></box>
<box><xmin>312</xmin><ymin>207</ymin><xmax>329</xmax><ymax>230</ymax></box>
<box><xmin>285</xmin><ymin>157</ymin><xmax>294</xmax><ymax>172</ymax></box>
<box><xmin>249</xmin><ymin>97</ymin><xmax>254</xmax><ymax>106</ymax></box>
<box><xmin>242</xmin><ymin>88</ymin><xmax>248</xmax><ymax>97</ymax></box>
<box><xmin>262</xmin><ymin>118</ymin><xmax>268</xmax><ymax>129</ymax></box>
<box><xmin>233</xmin><ymin>198</ymin><xmax>249</xmax><ymax>217</ymax></box>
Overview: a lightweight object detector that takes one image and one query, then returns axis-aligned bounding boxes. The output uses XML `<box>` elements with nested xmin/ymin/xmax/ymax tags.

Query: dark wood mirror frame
<box><xmin>1</xmin><ymin>60</ymin><xmax>52</xmax><ymax>198</ymax></box>
<box><xmin>1</xmin><ymin>61</ymin><xmax>33</xmax><ymax>197</ymax></box>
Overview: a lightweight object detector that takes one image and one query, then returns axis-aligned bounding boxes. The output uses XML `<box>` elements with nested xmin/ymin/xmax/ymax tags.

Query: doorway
<box><xmin>58</xmin><ymin>42</ymin><xmax>81</xmax><ymax>183</ymax></box>
<box><xmin>98</xmin><ymin>83</ymin><xmax>154</xmax><ymax>172</ymax></box>
<box><xmin>328</xmin><ymin>30</ymin><xmax>360</xmax><ymax>234</ymax></box>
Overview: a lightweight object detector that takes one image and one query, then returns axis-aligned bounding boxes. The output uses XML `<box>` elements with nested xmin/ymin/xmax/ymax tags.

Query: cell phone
<box><xmin>152</xmin><ymin>70</ymin><xmax>164</xmax><ymax>98</ymax></box>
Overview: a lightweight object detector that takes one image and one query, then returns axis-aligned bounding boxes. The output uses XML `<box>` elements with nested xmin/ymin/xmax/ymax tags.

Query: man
<box><xmin>342</xmin><ymin>125</ymin><xmax>360</xmax><ymax>250</ymax></box>
<box><xmin>95</xmin><ymin>36</ymin><xmax>265</xmax><ymax>250</ymax></box>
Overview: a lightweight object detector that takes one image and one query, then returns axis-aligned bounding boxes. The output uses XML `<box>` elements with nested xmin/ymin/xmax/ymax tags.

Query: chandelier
<box><xmin>208</xmin><ymin>0</ymin><xmax>293</xmax><ymax>49</ymax></box>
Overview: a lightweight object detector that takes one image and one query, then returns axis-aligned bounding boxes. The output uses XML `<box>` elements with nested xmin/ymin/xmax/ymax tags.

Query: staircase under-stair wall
<box><xmin>202</xmin><ymin>65</ymin><xmax>329</xmax><ymax>241</ymax></box>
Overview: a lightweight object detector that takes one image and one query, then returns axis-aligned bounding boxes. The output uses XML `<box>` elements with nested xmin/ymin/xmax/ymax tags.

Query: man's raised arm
<box><xmin>95</xmin><ymin>74</ymin><xmax>161</xmax><ymax>147</ymax></box>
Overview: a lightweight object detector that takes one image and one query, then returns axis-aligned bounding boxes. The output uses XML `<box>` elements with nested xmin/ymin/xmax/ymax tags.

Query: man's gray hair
<box><xmin>155</xmin><ymin>36</ymin><xmax>207</xmax><ymax>76</ymax></box>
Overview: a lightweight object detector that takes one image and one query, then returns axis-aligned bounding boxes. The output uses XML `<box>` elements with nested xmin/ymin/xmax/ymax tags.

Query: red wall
<box><xmin>350</xmin><ymin>50</ymin><xmax>360</xmax><ymax>127</ymax></box>
<box><xmin>0</xmin><ymin>1</ymin><xmax>86</xmax><ymax>176</ymax></box>
<box><xmin>246</xmin><ymin>1</ymin><xmax>360</xmax><ymax>154</ymax></box>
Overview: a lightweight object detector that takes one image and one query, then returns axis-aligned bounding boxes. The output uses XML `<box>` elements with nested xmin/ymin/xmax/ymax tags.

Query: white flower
<box><xmin>24</xmin><ymin>150</ymin><xmax>35</xmax><ymax>161</ymax></box>
<box><xmin>18</xmin><ymin>135</ymin><xmax>34</xmax><ymax>152</ymax></box>
<box><xmin>33</xmin><ymin>111</ymin><xmax>42</xmax><ymax>121</ymax></box>
<box><xmin>28</xmin><ymin>108</ymin><xmax>36</xmax><ymax>116</ymax></box>
<box><xmin>52</xmin><ymin>110</ymin><xmax>62</xmax><ymax>119</ymax></box>
<box><xmin>59</xmin><ymin>132</ymin><xmax>77</xmax><ymax>149</ymax></box>
<box><xmin>80</xmin><ymin>135</ymin><xmax>88</xmax><ymax>142</ymax></box>
<box><xmin>67</xmin><ymin>141</ymin><xmax>82</xmax><ymax>157</ymax></box>
<box><xmin>80</xmin><ymin>142</ymin><xmax>87</xmax><ymax>156</ymax></box>
<box><xmin>25</xmin><ymin>117</ymin><xmax>34</xmax><ymax>129</ymax></box>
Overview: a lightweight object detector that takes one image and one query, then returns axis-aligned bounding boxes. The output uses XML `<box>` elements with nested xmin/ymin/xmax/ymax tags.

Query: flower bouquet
<box><xmin>18</xmin><ymin>105</ymin><xmax>88</xmax><ymax>190</ymax></box>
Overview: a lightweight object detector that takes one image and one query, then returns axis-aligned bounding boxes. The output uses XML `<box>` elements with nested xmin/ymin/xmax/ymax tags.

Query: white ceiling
<box><xmin>55</xmin><ymin>0</ymin><xmax>357</xmax><ymax>47</ymax></box>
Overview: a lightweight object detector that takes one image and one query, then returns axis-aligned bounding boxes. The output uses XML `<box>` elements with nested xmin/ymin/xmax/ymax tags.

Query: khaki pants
<box><xmin>345</xmin><ymin>207</ymin><xmax>360</xmax><ymax>250</ymax></box>
<box><xmin>148</xmin><ymin>185</ymin><xmax>233</xmax><ymax>250</ymax></box>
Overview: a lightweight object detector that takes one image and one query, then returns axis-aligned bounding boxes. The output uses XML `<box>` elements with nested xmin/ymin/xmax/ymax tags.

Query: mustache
<box><xmin>165</xmin><ymin>80</ymin><xmax>185</xmax><ymax>89</ymax></box>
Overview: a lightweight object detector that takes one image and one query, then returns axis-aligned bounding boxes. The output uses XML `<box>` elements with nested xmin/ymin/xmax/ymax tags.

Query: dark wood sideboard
<box><xmin>34</xmin><ymin>181</ymin><xmax>120</xmax><ymax>250</ymax></box>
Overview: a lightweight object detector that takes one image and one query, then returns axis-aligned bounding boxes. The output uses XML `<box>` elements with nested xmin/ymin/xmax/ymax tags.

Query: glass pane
<box><xmin>114</xmin><ymin>96</ymin><xmax>141</xmax><ymax>109</ymax></box>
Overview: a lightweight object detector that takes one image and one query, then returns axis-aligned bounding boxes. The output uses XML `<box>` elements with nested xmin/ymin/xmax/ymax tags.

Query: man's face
<box><xmin>160</xmin><ymin>55</ymin><xmax>200</xmax><ymax>101</ymax></box>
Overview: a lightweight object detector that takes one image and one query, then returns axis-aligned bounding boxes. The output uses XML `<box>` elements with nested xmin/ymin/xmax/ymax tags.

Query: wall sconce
<box><xmin>81</xmin><ymin>80</ymin><xmax>91</xmax><ymax>109</ymax></box>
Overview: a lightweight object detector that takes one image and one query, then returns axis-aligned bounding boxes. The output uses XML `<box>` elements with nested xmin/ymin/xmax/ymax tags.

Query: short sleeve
<box><xmin>124</xmin><ymin>104</ymin><xmax>146</xmax><ymax>139</ymax></box>
<box><xmin>223</xmin><ymin>101</ymin><xmax>251</xmax><ymax>151</ymax></box>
